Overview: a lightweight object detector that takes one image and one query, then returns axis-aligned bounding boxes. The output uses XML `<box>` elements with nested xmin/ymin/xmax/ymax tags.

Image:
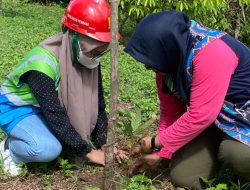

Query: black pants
<box><xmin>169</xmin><ymin>125</ymin><xmax>250</xmax><ymax>189</ymax></box>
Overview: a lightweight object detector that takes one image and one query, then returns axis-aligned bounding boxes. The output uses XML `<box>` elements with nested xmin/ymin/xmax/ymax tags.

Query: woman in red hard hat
<box><xmin>0</xmin><ymin>0</ymin><xmax>126</xmax><ymax>176</ymax></box>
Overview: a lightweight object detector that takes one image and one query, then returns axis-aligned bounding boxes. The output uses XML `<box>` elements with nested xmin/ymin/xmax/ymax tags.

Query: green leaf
<box><xmin>215</xmin><ymin>184</ymin><xmax>228</xmax><ymax>190</ymax></box>
<box><xmin>130</xmin><ymin>109</ymin><xmax>142</xmax><ymax>131</ymax></box>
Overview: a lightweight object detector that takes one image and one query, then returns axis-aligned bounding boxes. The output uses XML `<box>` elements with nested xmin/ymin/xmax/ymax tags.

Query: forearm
<box><xmin>156</xmin><ymin>73</ymin><xmax>186</xmax><ymax>133</ymax></box>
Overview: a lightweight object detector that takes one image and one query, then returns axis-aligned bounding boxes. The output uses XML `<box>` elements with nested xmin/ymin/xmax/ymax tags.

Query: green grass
<box><xmin>0</xmin><ymin>0</ymin><xmax>63</xmax><ymax>82</ymax></box>
<box><xmin>101</xmin><ymin>50</ymin><xmax>158</xmax><ymax>118</ymax></box>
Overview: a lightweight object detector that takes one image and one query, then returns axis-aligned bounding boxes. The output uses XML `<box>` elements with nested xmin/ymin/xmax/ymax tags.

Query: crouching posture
<box><xmin>125</xmin><ymin>11</ymin><xmax>250</xmax><ymax>189</ymax></box>
<box><xmin>0</xmin><ymin>0</ymin><xmax>127</xmax><ymax>176</ymax></box>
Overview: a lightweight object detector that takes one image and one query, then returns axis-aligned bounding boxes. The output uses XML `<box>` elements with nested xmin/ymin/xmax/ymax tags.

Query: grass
<box><xmin>0</xmin><ymin>0</ymin><xmax>63</xmax><ymax>81</ymax></box>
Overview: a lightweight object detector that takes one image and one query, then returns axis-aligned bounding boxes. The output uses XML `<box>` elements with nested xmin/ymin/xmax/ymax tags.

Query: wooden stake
<box><xmin>102</xmin><ymin>0</ymin><xmax>119</xmax><ymax>189</ymax></box>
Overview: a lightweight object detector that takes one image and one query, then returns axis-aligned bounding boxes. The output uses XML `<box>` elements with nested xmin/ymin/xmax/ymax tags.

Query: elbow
<box><xmin>187</xmin><ymin>109</ymin><xmax>219</xmax><ymax>127</ymax></box>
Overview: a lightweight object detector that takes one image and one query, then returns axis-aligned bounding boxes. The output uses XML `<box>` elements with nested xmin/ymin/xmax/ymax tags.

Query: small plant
<box><xmin>17</xmin><ymin>162</ymin><xmax>28</xmax><ymax>177</ymax></box>
<box><xmin>114</xmin><ymin>171</ymin><xmax>160</xmax><ymax>190</ymax></box>
<box><xmin>205</xmin><ymin>183</ymin><xmax>228</xmax><ymax>190</ymax></box>
<box><xmin>41</xmin><ymin>174</ymin><xmax>53</xmax><ymax>189</ymax></box>
<box><xmin>200</xmin><ymin>177</ymin><xmax>217</xmax><ymax>188</ymax></box>
<box><xmin>57</xmin><ymin>157</ymin><xmax>76</xmax><ymax>177</ymax></box>
<box><xmin>200</xmin><ymin>176</ymin><xmax>241</xmax><ymax>190</ymax></box>
<box><xmin>117</xmin><ymin>108</ymin><xmax>157</xmax><ymax>151</ymax></box>
<box><xmin>123</xmin><ymin>174</ymin><xmax>158</xmax><ymax>190</ymax></box>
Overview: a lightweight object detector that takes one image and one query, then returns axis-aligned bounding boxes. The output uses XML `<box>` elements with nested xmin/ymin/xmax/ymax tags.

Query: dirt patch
<box><xmin>0</xmin><ymin>159</ymin><xmax>174</xmax><ymax>190</ymax></box>
<box><xmin>0</xmin><ymin>168</ymin><xmax>104</xmax><ymax>190</ymax></box>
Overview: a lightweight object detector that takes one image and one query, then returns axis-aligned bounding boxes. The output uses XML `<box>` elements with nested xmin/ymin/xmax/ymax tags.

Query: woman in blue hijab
<box><xmin>125</xmin><ymin>10</ymin><xmax>250</xmax><ymax>189</ymax></box>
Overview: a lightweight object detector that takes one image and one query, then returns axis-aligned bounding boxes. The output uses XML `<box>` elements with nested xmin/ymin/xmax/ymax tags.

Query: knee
<box><xmin>218</xmin><ymin>139</ymin><xmax>250</xmax><ymax>180</ymax></box>
<box><xmin>170</xmin><ymin>170</ymin><xmax>203</xmax><ymax>190</ymax></box>
<box><xmin>27</xmin><ymin>140</ymin><xmax>62</xmax><ymax>162</ymax></box>
<box><xmin>38</xmin><ymin>140</ymin><xmax>62</xmax><ymax>162</ymax></box>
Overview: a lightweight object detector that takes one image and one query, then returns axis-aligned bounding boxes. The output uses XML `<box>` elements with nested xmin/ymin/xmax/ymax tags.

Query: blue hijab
<box><xmin>124</xmin><ymin>10</ymin><xmax>193</xmax><ymax>102</ymax></box>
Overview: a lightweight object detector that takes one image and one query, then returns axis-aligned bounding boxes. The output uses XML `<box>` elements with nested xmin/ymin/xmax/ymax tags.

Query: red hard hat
<box><xmin>62</xmin><ymin>0</ymin><xmax>121</xmax><ymax>42</ymax></box>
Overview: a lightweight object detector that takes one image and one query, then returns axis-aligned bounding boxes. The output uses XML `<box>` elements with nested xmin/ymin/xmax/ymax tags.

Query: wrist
<box><xmin>151</xmin><ymin>136</ymin><xmax>156</xmax><ymax>150</ymax></box>
<box><xmin>86</xmin><ymin>151</ymin><xmax>91</xmax><ymax>157</ymax></box>
<box><xmin>85</xmin><ymin>148</ymin><xmax>94</xmax><ymax>158</ymax></box>
<box><xmin>155</xmin><ymin>135</ymin><xmax>162</xmax><ymax>149</ymax></box>
<box><xmin>150</xmin><ymin>136</ymin><xmax>162</xmax><ymax>150</ymax></box>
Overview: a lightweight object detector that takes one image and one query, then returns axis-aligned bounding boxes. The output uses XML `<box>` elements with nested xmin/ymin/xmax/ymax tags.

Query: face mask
<box><xmin>77</xmin><ymin>50</ymin><xmax>100</xmax><ymax>69</ymax></box>
<box><xmin>77</xmin><ymin>40</ymin><xmax>100</xmax><ymax>69</ymax></box>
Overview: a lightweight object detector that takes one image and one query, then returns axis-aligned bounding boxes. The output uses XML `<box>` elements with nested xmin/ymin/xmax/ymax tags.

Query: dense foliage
<box><xmin>22</xmin><ymin>0</ymin><xmax>70</xmax><ymax>6</ymax></box>
<box><xmin>15</xmin><ymin>0</ymin><xmax>250</xmax><ymax>45</ymax></box>
<box><xmin>119</xmin><ymin>0</ymin><xmax>250</xmax><ymax>46</ymax></box>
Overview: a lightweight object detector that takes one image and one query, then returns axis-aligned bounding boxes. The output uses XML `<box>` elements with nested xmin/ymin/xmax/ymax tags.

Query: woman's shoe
<box><xmin>0</xmin><ymin>138</ymin><xmax>21</xmax><ymax>176</ymax></box>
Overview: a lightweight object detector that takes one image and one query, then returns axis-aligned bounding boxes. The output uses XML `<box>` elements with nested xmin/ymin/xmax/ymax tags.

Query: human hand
<box><xmin>114</xmin><ymin>147</ymin><xmax>129</xmax><ymax>164</ymax></box>
<box><xmin>101</xmin><ymin>145</ymin><xmax>129</xmax><ymax>164</ymax></box>
<box><xmin>132</xmin><ymin>136</ymin><xmax>163</xmax><ymax>156</ymax></box>
<box><xmin>86</xmin><ymin>149</ymin><xmax>105</xmax><ymax>166</ymax></box>
<box><xmin>131</xmin><ymin>136</ymin><xmax>152</xmax><ymax>155</ymax></box>
<box><xmin>128</xmin><ymin>154</ymin><xmax>162</xmax><ymax>176</ymax></box>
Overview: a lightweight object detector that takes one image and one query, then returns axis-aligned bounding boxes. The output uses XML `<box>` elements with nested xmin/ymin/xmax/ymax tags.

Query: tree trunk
<box><xmin>102</xmin><ymin>0</ymin><xmax>119</xmax><ymax>190</ymax></box>
<box><xmin>234</xmin><ymin>4</ymin><xmax>246</xmax><ymax>39</ymax></box>
<box><xmin>234</xmin><ymin>13</ymin><xmax>241</xmax><ymax>39</ymax></box>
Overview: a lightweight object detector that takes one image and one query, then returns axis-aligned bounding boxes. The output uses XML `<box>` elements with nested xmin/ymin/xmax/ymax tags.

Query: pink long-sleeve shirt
<box><xmin>156</xmin><ymin>38</ymin><xmax>238</xmax><ymax>159</ymax></box>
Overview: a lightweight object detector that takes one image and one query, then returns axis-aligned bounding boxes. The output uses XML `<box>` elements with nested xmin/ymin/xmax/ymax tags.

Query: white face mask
<box><xmin>77</xmin><ymin>50</ymin><xmax>100</xmax><ymax>69</ymax></box>
<box><xmin>77</xmin><ymin>39</ymin><xmax>100</xmax><ymax>69</ymax></box>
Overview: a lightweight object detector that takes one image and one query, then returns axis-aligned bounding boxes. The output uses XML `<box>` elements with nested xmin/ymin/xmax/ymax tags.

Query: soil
<box><xmin>0</xmin><ymin>159</ymin><xmax>175</xmax><ymax>190</ymax></box>
<box><xmin>0</xmin><ymin>167</ymin><xmax>104</xmax><ymax>190</ymax></box>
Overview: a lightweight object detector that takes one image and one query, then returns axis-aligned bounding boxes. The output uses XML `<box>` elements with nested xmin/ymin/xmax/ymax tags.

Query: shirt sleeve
<box><xmin>156</xmin><ymin>39</ymin><xmax>238</xmax><ymax>159</ymax></box>
<box><xmin>21</xmin><ymin>70</ymin><xmax>92</xmax><ymax>156</ymax></box>
<box><xmin>155</xmin><ymin>73</ymin><xmax>187</xmax><ymax>135</ymax></box>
